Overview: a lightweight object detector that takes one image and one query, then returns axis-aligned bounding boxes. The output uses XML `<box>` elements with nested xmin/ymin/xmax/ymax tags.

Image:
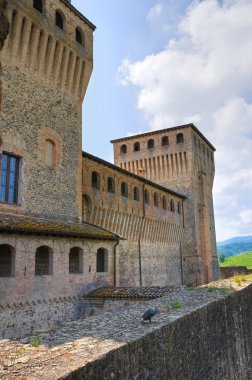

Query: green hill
<box><xmin>219</xmin><ymin>251</ymin><xmax>252</xmax><ymax>269</ymax></box>
<box><xmin>217</xmin><ymin>236</ymin><xmax>252</xmax><ymax>258</ymax></box>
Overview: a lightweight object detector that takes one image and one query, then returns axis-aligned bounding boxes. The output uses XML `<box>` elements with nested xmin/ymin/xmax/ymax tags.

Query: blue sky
<box><xmin>72</xmin><ymin>0</ymin><xmax>252</xmax><ymax>241</ymax></box>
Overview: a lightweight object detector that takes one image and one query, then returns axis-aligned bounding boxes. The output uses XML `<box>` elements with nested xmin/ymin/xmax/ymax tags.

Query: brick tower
<box><xmin>111</xmin><ymin>124</ymin><xmax>220</xmax><ymax>285</ymax></box>
<box><xmin>0</xmin><ymin>0</ymin><xmax>95</xmax><ymax>221</ymax></box>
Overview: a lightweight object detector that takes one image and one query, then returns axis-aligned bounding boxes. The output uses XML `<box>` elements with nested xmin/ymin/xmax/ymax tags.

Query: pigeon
<box><xmin>141</xmin><ymin>307</ymin><xmax>160</xmax><ymax>323</ymax></box>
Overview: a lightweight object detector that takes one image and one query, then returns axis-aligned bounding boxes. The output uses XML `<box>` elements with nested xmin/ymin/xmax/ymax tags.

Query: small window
<box><xmin>56</xmin><ymin>10</ymin><xmax>64</xmax><ymax>30</ymax></box>
<box><xmin>76</xmin><ymin>27</ymin><xmax>83</xmax><ymax>45</ymax></box>
<box><xmin>147</xmin><ymin>139</ymin><xmax>154</xmax><ymax>149</ymax></box>
<box><xmin>134</xmin><ymin>187</ymin><xmax>139</xmax><ymax>201</ymax></box>
<box><xmin>144</xmin><ymin>189</ymin><xmax>149</xmax><ymax>204</ymax></box>
<box><xmin>35</xmin><ymin>246</ymin><xmax>52</xmax><ymax>276</ymax></box>
<box><xmin>121</xmin><ymin>182</ymin><xmax>128</xmax><ymax>198</ymax></box>
<box><xmin>92</xmin><ymin>171</ymin><xmax>100</xmax><ymax>190</ymax></box>
<box><xmin>162</xmin><ymin>136</ymin><xmax>169</xmax><ymax>146</ymax></box>
<box><xmin>162</xmin><ymin>196</ymin><xmax>167</xmax><ymax>210</ymax></box>
<box><xmin>107</xmin><ymin>177</ymin><xmax>115</xmax><ymax>194</ymax></box>
<box><xmin>0</xmin><ymin>244</ymin><xmax>15</xmax><ymax>277</ymax></box>
<box><xmin>69</xmin><ymin>247</ymin><xmax>83</xmax><ymax>274</ymax></box>
<box><xmin>177</xmin><ymin>202</ymin><xmax>181</xmax><ymax>214</ymax></box>
<box><xmin>134</xmin><ymin>142</ymin><xmax>140</xmax><ymax>152</ymax></box>
<box><xmin>0</xmin><ymin>153</ymin><xmax>20</xmax><ymax>204</ymax></box>
<box><xmin>83</xmin><ymin>194</ymin><xmax>92</xmax><ymax>223</ymax></box>
<box><xmin>120</xmin><ymin>144</ymin><xmax>127</xmax><ymax>154</ymax></box>
<box><xmin>170</xmin><ymin>199</ymin><xmax>175</xmax><ymax>212</ymax></box>
<box><xmin>96</xmin><ymin>248</ymin><xmax>108</xmax><ymax>273</ymax></box>
<box><xmin>154</xmin><ymin>192</ymin><xmax>159</xmax><ymax>207</ymax></box>
<box><xmin>45</xmin><ymin>139</ymin><xmax>55</xmax><ymax>168</ymax></box>
<box><xmin>176</xmin><ymin>133</ymin><xmax>184</xmax><ymax>144</ymax></box>
<box><xmin>33</xmin><ymin>0</ymin><xmax>43</xmax><ymax>13</ymax></box>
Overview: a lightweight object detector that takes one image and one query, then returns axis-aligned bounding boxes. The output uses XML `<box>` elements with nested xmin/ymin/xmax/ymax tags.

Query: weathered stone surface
<box><xmin>0</xmin><ymin>282</ymin><xmax>251</xmax><ymax>380</ymax></box>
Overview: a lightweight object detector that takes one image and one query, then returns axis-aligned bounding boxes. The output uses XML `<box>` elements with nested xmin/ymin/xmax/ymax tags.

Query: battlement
<box><xmin>1</xmin><ymin>0</ymin><xmax>94</xmax><ymax>101</ymax></box>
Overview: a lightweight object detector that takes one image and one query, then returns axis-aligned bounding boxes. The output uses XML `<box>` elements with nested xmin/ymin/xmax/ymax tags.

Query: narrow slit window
<box><xmin>134</xmin><ymin>187</ymin><xmax>139</xmax><ymax>201</ymax></box>
<box><xmin>96</xmin><ymin>248</ymin><xmax>108</xmax><ymax>272</ymax></box>
<box><xmin>45</xmin><ymin>140</ymin><xmax>55</xmax><ymax>168</ymax></box>
<box><xmin>107</xmin><ymin>177</ymin><xmax>115</xmax><ymax>194</ymax></box>
<box><xmin>56</xmin><ymin>10</ymin><xmax>64</xmax><ymax>30</ymax></box>
<box><xmin>154</xmin><ymin>192</ymin><xmax>159</xmax><ymax>207</ymax></box>
<box><xmin>33</xmin><ymin>0</ymin><xmax>43</xmax><ymax>13</ymax></box>
<box><xmin>121</xmin><ymin>182</ymin><xmax>128</xmax><ymax>198</ymax></box>
<box><xmin>92</xmin><ymin>171</ymin><xmax>100</xmax><ymax>190</ymax></box>
<box><xmin>76</xmin><ymin>28</ymin><xmax>83</xmax><ymax>45</ymax></box>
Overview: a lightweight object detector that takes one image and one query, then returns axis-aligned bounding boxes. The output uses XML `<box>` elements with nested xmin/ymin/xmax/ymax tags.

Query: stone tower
<box><xmin>0</xmin><ymin>0</ymin><xmax>95</xmax><ymax>221</ymax></box>
<box><xmin>111</xmin><ymin>124</ymin><xmax>220</xmax><ymax>285</ymax></box>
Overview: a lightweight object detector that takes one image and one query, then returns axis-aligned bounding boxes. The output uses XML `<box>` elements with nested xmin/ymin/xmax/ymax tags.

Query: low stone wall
<box><xmin>221</xmin><ymin>266</ymin><xmax>252</xmax><ymax>278</ymax></box>
<box><xmin>67</xmin><ymin>285</ymin><xmax>252</xmax><ymax>380</ymax></box>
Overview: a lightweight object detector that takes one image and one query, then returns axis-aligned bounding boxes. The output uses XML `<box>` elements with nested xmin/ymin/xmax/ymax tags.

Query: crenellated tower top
<box><xmin>1</xmin><ymin>0</ymin><xmax>95</xmax><ymax>102</ymax></box>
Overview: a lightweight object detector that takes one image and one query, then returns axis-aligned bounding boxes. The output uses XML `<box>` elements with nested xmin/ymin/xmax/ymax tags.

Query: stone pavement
<box><xmin>0</xmin><ymin>283</ymin><xmax>238</xmax><ymax>380</ymax></box>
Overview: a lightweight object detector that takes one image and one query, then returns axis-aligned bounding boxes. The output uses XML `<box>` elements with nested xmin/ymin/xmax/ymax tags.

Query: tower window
<box><xmin>162</xmin><ymin>136</ymin><xmax>169</xmax><ymax>146</ymax></box>
<box><xmin>45</xmin><ymin>140</ymin><xmax>55</xmax><ymax>168</ymax></box>
<box><xmin>76</xmin><ymin>28</ymin><xmax>83</xmax><ymax>45</ymax></box>
<box><xmin>69</xmin><ymin>247</ymin><xmax>83</xmax><ymax>274</ymax></box>
<box><xmin>170</xmin><ymin>199</ymin><xmax>175</xmax><ymax>212</ymax></box>
<box><xmin>154</xmin><ymin>192</ymin><xmax>159</xmax><ymax>207</ymax></box>
<box><xmin>144</xmin><ymin>189</ymin><xmax>149</xmax><ymax>205</ymax></box>
<box><xmin>176</xmin><ymin>133</ymin><xmax>184</xmax><ymax>144</ymax></box>
<box><xmin>0</xmin><ymin>153</ymin><xmax>20</xmax><ymax>205</ymax></box>
<box><xmin>121</xmin><ymin>182</ymin><xmax>128</xmax><ymax>198</ymax></box>
<box><xmin>0</xmin><ymin>244</ymin><xmax>15</xmax><ymax>277</ymax></box>
<box><xmin>120</xmin><ymin>144</ymin><xmax>127</xmax><ymax>154</ymax></box>
<box><xmin>134</xmin><ymin>187</ymin><xmax>139</xmax><ymax>201</ymax></box>
<box><xmin>35</xmin><ymin>246</ymin><xmax>52</xmax><ymax>276</ymax></box>
<box><xmin>107</xmin><ymin>177</ymin><xmax>115</xmax><ymax>194</ymax></box>
<box><xmin>96</xmin><ymin>248</ymin><xmax>108</xmax><ymax>272</ymax></box>
<box><xmin>83</xmin><ymin>194</ymin><xmax>92</xmax><ymax>222</ymax></box>
<box><xmin>92</xmin><ymin>171</ymin><xmax>100</xmax><ymax>190</ymax></box>
<box><xmin>147</xmin><ymin>139</ymin><xmax>154</xmax><ymax>149</ymax></box>
<box><xmin>134</xmin><ymin>142</ymin><xmax>140</xmax><ymax>152</ymax></box>
<box><xmin>162</xmin><ymin>196</ymin><xmax>167</xmax><ymax>210</ymax></box>
<box><xmin>33</xmin><ymin>0</ymin><xmax>43</xmax><ymax>13</ymax></box>
<box><xmin>56</xmin><ymin>10</ymin><xmax>64</xmax><ymax>30</ymax></box>
<box><xmin>178</xmin><ymin>202</ymin><xmax>181</xmax><ymax>214</ymax></box>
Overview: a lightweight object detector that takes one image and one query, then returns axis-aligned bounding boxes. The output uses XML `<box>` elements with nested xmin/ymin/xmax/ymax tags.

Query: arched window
<box><xmin>69</xmin><ymin>247</ymin><xmax>83</xmax><ymax>274</ymax></box>
<box><xmin>134</xmin><ymin>187</ymin><xmax>139</xmax><ymax>201</ymax></box>
<box><xmin>147</xmin><ymin>139</ymin><xmax>154</xmax><ymax>149</ymax></box>
<box><xmin>83</xmin><ymin>194</ymin><xmax>92</xmax><ymax>222</ymax></box>
<box><xmin>92</xmin><ymin>171</ymin><xmax>100</xmax><ymax>190</ymax></box>
<box><xmin>45</xmin><ymin>139</ymin><xmax>55</xmax><ymax>167</ymax></box>
<box><xmin>177</xmin><ymin>202</ymin><xmax>181</xmax><ymax>214</ymax></box>
<box><xmin>76</xmin><ymin>27</ymin><xmax>83</xmax><ymax>45</ymax></box>
<box><xmin>154</xmin><ymin>192</ymin><xmax>159</xmax><ymax>207</ymax></box>
<box><xmin>162</xmin><ymin>136</ymin><xmax>169</xmax><ymax>146</ymax></box>
<box><xmin>134</xmin><ymin>142</ymin><xmax>140</xmax><ymax>152</ymax></box>
<box><xmin>96</xmin><ymin>248</ymin><xmax>108</xmax><ymax>272</ymax></box>
<box><xmin>170</xmin><ymin>199</ymin><xmax>175</xmax><ymax>212</ymax></box>
<box><xmin>144</xmin><ymin>189</ymin><xmax>149</xmax><ymax>204</ymax></box>
<box><xmin>33</xmin><ymin>0</ymin><xmax>43</xmax><ymax>13</ymax></box>
<box><xmin>121</xmin><ymin>182</ymin><xmax>128</xmax><ymax>198</ymax></box>
<box><xmin>35</xmin><ymin>246</ymin><xmax>52</xmax><ymax>276</ymax></box>
<box><xmin>176</xmin><ymin>133</ymin><xmax>184</xmax><ymax>144</ymax></box>
<box><xmin>120</xmin><ymin>144</ymin><xmax>127</xmax><ymax>154</ymax></box>
<box><xmin>107</xmin><ymin>177</ymin><xmax>115</xmax><ymax>194</ymax></box>
<box><xmin>55</xmin><ymin>10</ymin><xmax>64</xmax><ymax>30</ymax></box>
<box><xmin>162</xmin><ymin>196</ymin><xmax>167</xmax><ymax>210</ymax></box>
<box><xmin>0</xmin><ymin>244</ymin><xmax>15</xmax><ymax>277</ymax></box>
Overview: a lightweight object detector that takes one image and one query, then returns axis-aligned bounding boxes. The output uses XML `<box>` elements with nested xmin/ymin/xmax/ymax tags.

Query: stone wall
<box><xmin>221</xmin><ymin>266</ymin><xmax>252</xmax><ymax>278</ymax></box>
<box><xmin>65</xmin><ymin>284</ymin><xmax>252</xmax><ymax>380</ymax></box>
<box><xmin>82</xmin><ymin>153</ymin><xmax>185</xmax><ymax>287</ymax></box>
<box><xmin>111</xmin><ymin>124</ymin><xmax>219</xmax><ymax>285</ymax></box>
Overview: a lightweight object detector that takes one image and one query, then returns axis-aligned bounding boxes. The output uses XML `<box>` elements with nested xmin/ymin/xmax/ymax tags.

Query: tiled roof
<box><xmin>0</xmin><ymin>215</ymin><xmax>120</xmax><ymax>240</ymax></box>
<box><xmin>85</xmin><ymin>286</ymin><xmax>181</xmax><ymax>299</ymax></box>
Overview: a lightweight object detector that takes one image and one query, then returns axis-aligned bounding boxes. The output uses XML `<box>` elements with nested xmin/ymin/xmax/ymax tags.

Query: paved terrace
<box><xmin>0</xmin><ymin>277</ymin><xmax>251</xmax><ymax>380</ymax></box>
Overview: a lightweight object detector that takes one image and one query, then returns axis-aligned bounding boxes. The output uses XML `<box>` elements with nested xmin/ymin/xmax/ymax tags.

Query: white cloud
<box><xmin>118</xmin><ymin>0</ymin><xmax>252</xmax><ymax>240</ymax></box>
<box><xmin>147</xmin><ymin>3</ymin><xmax>163</xmax><ymax>21</ymax></box>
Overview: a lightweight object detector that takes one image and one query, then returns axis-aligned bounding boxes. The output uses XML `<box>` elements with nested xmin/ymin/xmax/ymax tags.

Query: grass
<box><xmin>30</xmin><ymin>336</ymin><xmax>41</xmax><ymax>348</ymax></box>
<box><xmin>171</xmin><ymin>300</ymin><xmax>182</xmax><ymax>309</ymax></box>
<box><xmin>219</xmin><ymin>251</ymin><xmax>252</xmax><ymax>269</ymax></box>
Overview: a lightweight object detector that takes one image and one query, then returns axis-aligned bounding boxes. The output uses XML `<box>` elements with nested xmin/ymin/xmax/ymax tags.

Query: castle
<box><xmin>0</xmin><ymin>0</ymin><xmax>219</xmax><ymax>337</ymax></box>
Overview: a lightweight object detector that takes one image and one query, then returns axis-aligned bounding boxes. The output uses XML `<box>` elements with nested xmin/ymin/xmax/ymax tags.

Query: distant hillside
<box><xmin>219</xmin><ymin>251</ymin><xmax>252</xmax><ymax>269</ymax></box>
<box><xmin>217</xmin><ymin>236</ymin><xmax>252</xmax><ymax>258</ymax></box>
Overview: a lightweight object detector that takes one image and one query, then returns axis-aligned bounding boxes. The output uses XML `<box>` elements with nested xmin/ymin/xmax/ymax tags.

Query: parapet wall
<box><xmin>67</xmin><ymin>285</ymin><xmax>252</xmax><ymax>380</ymax></box>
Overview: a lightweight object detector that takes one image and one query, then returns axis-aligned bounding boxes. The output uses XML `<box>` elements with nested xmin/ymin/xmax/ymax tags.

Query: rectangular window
<box><xmin>0</xmin><ymin>153</ymin><xmax>19</xmax><ymax>204</ymax></box>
